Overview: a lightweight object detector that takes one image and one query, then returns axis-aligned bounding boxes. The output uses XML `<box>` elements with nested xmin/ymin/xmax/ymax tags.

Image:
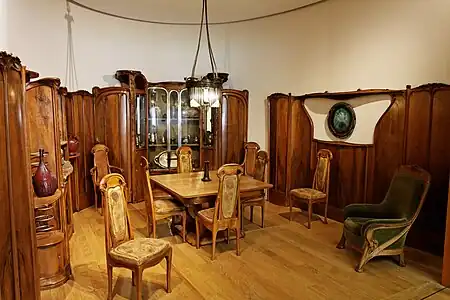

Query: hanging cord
<box><xmin>65</xmin><ymin>0</ymin><xmax>79</xmax><ymax>90</ymax></box>
<box><xmin>204</xmin><ymin>0</ymin><xmax>218</xmax><ymax>77</ymax></box>
<box><xmin>190</xmin><ymin>0</ymin><xmax>205</xmax><ymax>77</ymax></box>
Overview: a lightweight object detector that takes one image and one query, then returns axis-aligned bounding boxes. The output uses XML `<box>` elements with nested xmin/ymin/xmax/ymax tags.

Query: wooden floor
<box><xmin>42</xmin><ymin>202</ymin><xmax>450</xmax><ymax>300</ymax></box>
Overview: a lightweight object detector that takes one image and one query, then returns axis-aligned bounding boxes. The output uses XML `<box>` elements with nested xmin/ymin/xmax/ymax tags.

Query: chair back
<box><xmin>100</xmin><ymin>173</ymin><xmax>132</xmax><ymax>252</ymax></box>
<box><xmin>140</xmin><ymin>156</ymin><xmax>156</xmax><ymax>224</ymax></box>
<box><xmin>253</xmin><ymin>150</ymin><xmax>269</xmax><ymax>182</ymax></box>
<box><xmin>242</xmin><ymin>142</ymin><xmax>260</xmax><ymax>176</ymax></box>
<box><xmin>92</xmin><ymin>144</ymin><xmax>111</xmax><ymax>185</ymax></box>
<box><xmin>176</xmin><ymin>146</ymin><xmax>193</xmax><ymax>173</ymax></box>
<box><xmin>312</xmin><ymin>149</ymin><xmax>333</xmax><ymax>194</ymax></box>
<box><xmin>213</xmin><ymin>164</ymin><xmax>244</xmax><ymax>221</ymax></box>
<box><xmin>382</xmin><ymin>165</ymin><xmax>431</xmax><ymax>221</ymax></box>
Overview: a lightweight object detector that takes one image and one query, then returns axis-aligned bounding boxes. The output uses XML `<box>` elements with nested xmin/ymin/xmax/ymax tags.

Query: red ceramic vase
<box><xmin>32</xmin><ymin>148</ymin><xmax>58</xmax><ymax>197</ymax></box>
<box><xmin>68</xmin><ymin>136</ymin><xmax>80</xmax><ymax>155</ymax></box>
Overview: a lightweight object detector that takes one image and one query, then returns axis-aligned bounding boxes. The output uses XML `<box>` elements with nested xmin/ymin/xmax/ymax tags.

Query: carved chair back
<box><xmin>381</xmin><ymin>165</ymin><xmax>431</xmax><ymax>222</ymax></box>
<box><xmin>253</xmin><ymin>150</ymin><xmax>269</xmax><ymax>182</ymax></box>
<box><xmin>242</xmin><ymin>142</ymin><xmax>260</xmax><ymax>176</ymax></box>
<box><xmin>140</xmin><ymin>156</ymin><xmax>156</xmax><ymax>225</ymax></box>
<box><xmin>312</xmin><ymin>149</ymin><xmax>333</xmax><ymax>194</ymax></box>
<box><xmin>176</xmin><ymin>146</ymin><xmax>193</xmax><ymax>173</ymax></box>
<box><xmin>212</xmin><ymin>164</ymin><xmax>243</xmax><ymax>222</ymax></box>
<box><xmin>92</xmin><ymin>144</ymin><xmax>112</xmax><ymax>185</ymax></box>
<box><xmin>99</xmin><ymin>173</ymin><xmax>133</xmax><ymax>254</ymax></box>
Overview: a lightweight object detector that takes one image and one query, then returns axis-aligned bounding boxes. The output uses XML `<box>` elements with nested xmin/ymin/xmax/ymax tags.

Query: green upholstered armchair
<box><xmin>336</xmin><ymin>165</ymin><xmax>430</xmax><ymax>272</ymax></box>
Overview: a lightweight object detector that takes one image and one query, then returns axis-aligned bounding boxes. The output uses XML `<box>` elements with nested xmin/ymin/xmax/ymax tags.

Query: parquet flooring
<box><xmin>41</xmin><ymin>202</ymin><xmax>450</xmax><ymax>300</ymax></box>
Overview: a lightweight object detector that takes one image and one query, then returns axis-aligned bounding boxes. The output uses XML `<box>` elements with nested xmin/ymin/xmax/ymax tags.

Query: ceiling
<box><xmin>70</xmin><ymin>0</ymin><xmax>324</xmax><ymax>24</ymax></box>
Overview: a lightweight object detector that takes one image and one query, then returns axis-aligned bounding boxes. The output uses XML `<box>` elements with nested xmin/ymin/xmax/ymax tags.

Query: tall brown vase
<box><xmin>68</xmin><ymin>135</ymin><xmax>80</xmax><ymax>155</ymax></box>
<box><xmin>32</xmin><ymin>148</ymin><xmax>58</xmax><ymax>197</ymax></box>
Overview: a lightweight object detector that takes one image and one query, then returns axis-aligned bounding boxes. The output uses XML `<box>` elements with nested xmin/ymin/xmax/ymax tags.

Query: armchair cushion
<box><xmin>290</xmin><ymin>188</ymin><xmax>326</xmax><ymax>200</ymax></box>
<box><xmin>198</xmin><ymin>208</ymin><xmax>215</xmax><ymax>223</ymax></box>
<box><xmin>110</xmin><ymin>238</ymin><xmax>170</xmax><ymax>266</ymax></box>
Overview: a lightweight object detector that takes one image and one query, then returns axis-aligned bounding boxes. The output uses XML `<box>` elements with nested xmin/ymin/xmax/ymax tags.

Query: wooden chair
<box><xmin>289</xmin><ymin>149</ymin><xmax>333</xmax><ymax>229</ymax></box>
<box><xmin>176</xmin><ymin>145</ymin><xmax>193</xmax><ymax>173</ymax></box>
<box><xmin>336</xmin><ymin>165</ymin><xmax>430</xmax><ymax>272</ymax></box>
<box><xmin>195</xmin><ymin>164</ymin><xmax>243</xmax><ymax>260</ymax></box>
<box><xmin>241</xmin><ymin>142</ymin><xmax>260</xmax><ymax>176</ymax></box>
<box><xmin>241</xmin><ymin>150</ymin><xmax>269</xmax><ymax>228</ymax></box>
<box><xmin>99</xmin><ymin>173</ymin><xmax>172</xmax><ymax>300</ymax></box>
<box><xmin>141</xmin><ymin>156</ymin><xmax>186</xmax><ymax>242</ymax></box>
<box><xmin>91</xmin><ymin>144</ymin><xmax>123</xmax><ymax>214</ymax></box>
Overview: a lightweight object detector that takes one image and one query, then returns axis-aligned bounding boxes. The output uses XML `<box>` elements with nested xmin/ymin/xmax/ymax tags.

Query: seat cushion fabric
<box><xmin>154</xmin><ymin>199</ymin><xmax>184</xmax><ymax>214</ymax></box>
<box><xmin>110</xmin><ymin>238</ymin><xmax>170</xmax><ymax>265</ymax></box>
<box><xmin>290</xmin><ymin>188</ymin><xmax>326</xmax><ymax>200</ymax></box>
<box><xmin>344</xmin><ymin>217</ymin><xmax>373</xmax><ymax>236</ymax></box>
<box><xmin>198</xmin><ymin>207</ymin><xmax>215</xmax><ymax>223</ymax></box>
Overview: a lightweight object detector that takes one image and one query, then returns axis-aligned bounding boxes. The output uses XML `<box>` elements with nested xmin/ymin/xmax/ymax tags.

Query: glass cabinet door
<box><xmin>148</xmin><ymin>88</ymin><xmax>168</xmax><ymax>169</ymax></box>
<box><xmin>203</xmin><ymin>105</ymin><xmax>218</xmax><ymax>148</ymax></box>
<box><xmin>135</xmin><ymin>94</ymin><xmax>146</xmax><ymax>149</ymax></box>
<box><xmin>180</xmin><ymin>89</ymin><xmax>201</xmax><ymax>168</ymax></box>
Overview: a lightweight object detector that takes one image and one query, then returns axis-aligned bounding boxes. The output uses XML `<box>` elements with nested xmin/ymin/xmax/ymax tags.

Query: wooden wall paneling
<box><xmin>443</xmin><ymin>179</ymin><xmax>450</xmax><ymax>286</ymax></box>
<box><xmin>220</xmin><ymin>89</ymin><xmax>249</xmax><ymax>165</ymax></box>
<box><xmin>67</xmin><ymin>91</ymin><xmax>94</xmax><ymax>210</ymax></box>
<box><xmin>93</xmin><ymin>87</ymin><xmax>132</xmax><ymax>200</ymax></box>
<box><xmin>286</xmin><ymin>97</ymin><xmax>312</xmax><ymax>197</ymax></box>
<box><xmin>372</xmin><ymin>93</ymin><xmax>406</xmax><ymax>204</ymax></box>
<box><xmin>0</xmin><ymin>53</ymin><xmax>40</xmax><ymax>300</ymax></box>
<box><xmin>268</xmin><ymin>93</ymin><xmax>290</xmax><ymax>206</ymax></box>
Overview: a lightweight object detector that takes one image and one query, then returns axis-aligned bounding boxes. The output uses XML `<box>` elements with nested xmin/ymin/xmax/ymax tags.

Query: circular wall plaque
<box><xmin>327</xmin><ymin>102</ymin><xmax>356</xmax><ymax>139</ymax></box>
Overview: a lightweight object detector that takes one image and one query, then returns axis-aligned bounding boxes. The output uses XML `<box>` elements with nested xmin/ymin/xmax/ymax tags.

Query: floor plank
<box><xmin>41</xmin><ymin>202</ymin><xmax>445</xmax><ymax>300</ymax></box>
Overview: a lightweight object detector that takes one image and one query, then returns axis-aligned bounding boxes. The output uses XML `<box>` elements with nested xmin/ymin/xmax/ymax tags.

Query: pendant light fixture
<box><xmin>185</xmin><ymin>0</ymin><xmax>228</xmax><ymax>108</ymax></box>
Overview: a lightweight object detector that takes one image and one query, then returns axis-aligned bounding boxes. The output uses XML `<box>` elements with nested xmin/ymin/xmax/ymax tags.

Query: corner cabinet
<box><xmin>93</xmin><ymin>70</ymin><xmax>249</xmax><ymax>203</ymax></box>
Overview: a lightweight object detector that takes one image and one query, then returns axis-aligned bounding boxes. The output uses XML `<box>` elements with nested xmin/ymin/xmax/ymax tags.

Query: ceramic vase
<box><xmin>68</xmin><ymin>136</ymin><xmax>80</xmax><ymax>154</ymax></box>
<box><xmin>32</xmin><ymin>148</ymin><xmax>58</xmax><ymax>197</ymax></box>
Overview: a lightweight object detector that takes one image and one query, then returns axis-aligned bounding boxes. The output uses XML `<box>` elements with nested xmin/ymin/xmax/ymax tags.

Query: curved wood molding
<box><xmin>26</xmin><ymin>77</ymin><xmax>61</xmax><ymax>90</ymax></box>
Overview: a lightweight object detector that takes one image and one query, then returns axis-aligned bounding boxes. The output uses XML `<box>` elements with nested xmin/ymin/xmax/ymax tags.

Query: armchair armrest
<box><xmin>362</xmin><ymin>218</ymin><xmax>410</xmax><ymax>248</ymax></box>
<box><xmin>110</xmin><ymin>165</ymin><xmax>124</xmax><ymax>174</ymax></box>
<box><xmin>361</xmin><ymin>218</ymin><xmax>408</xmax><ymax>236</ymax></box>
<box><xmin>90</xmin><ymin>166</ymin><xmax>97</xmax><ymax>183</ymax></box>
<box><xmin>343</xmin><ymin>203</ymin><xmax>393</xmax><ymax>220</ymax></box>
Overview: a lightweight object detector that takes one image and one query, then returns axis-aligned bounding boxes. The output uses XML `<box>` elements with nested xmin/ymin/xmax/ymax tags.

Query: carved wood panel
<box><xmin>0</xmin><ymin>53</ymin><xmax>39</xmax><ymax>300</ymax></box>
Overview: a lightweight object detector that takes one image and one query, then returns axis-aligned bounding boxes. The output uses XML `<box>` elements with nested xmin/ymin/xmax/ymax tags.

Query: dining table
<box><xmin>151</xmin><ymin>170</ymin><xmax>273</xmax><ymax>246</ymax></box>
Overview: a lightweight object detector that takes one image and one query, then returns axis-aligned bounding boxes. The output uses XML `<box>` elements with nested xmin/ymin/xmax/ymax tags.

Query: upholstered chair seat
<box><xmin>336</xmin><ymin>165</ymin><xmax>431</xmax><ymax>272</ymax></box>
<box><xmin>289</xmin><ymin>149</ymin><xmax>333</xmax><ymax>229</ymax></box>
<box><xmin>197</xmin><ymin>208</ymin><xmax>215</xmax><ymax>222</ymax></box>
<box><xmin>154</xmin><ymin>199</ymin><xmax>185</xmax><ymax>214</ymax></box>
<box><xmin>109</xmin><ymin>238</ymin><xmax>171</xmax><ymax>266</ymax></box>
<box><xmin>290</xmin><ymin>188</ymin><xmax>326</xmax><ymax>200</ymax></box>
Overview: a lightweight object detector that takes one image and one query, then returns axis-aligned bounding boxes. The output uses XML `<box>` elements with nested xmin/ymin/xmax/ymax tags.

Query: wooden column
<box><xmin>442</xmin><ymin>178</ymin><xmax>450</xmax><ymax>286</ymax></box>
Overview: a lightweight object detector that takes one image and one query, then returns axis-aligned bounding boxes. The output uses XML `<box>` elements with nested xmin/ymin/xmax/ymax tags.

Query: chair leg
<box><xmin>289</xmin><ymin>194</ymin><xmax>293</xmax><ymax>221</ymax></box>
<box><xmin>132</xmin><ymin>271</ymin><xmax>136</xmax><ymax>286</ymax></box>
<box><xmin>182</xmin><ymin>212</ymin><xmax>187</xmax><ymax>242</ymax></box>
<box><xmin>356</xmin><ymin>246</ymin><xmax>371</xmax><ymax>272</ymax></box>
<box><xmin>307</xmin><ymin>201</ymin><xmax>312</xmax><ymax>229</ymax></box>
<box><xmin>250</xmin><ymin>206</ymin><xmax>254</xmax><ymax>223</ymax></box>
<box><xmin>135</xmin><ymin>269</ymin><xmax>142</xmax><ymax>300</ymax></box>
<box><xmin>195</xmin><ymin>217</ymin><xmax>200</xmax><ymax>249</ymax></box>
<box><xmin>323</xmin><ymin>200</ymin><xmax>328</xmax><ymax>224</ymax></box>
<box><xmin>236</xmin><ymin>228</ymin><xmax>241</xmax><ymax>256</ymax></box>
<box><xmin>336</xmin><ymin>232</ymin><xmax>346</xmax><ymax>249</ymax></box>
<box><xmin>261</xmin><ymin>204</ymin><xmax>265</xmax><ymax>228</ymax></box>
<box><xmin>107</xmin><ymin>265</ymin><xmax>113</xmax><ymax>300</ymax></box>
<box><xmin>398</xmin><ymin>252</ymin><xmax>406</xmax><ymax>267</ymax></box>
<box><xmin>240</xmin><ymin>206</ymin><xmax>244</xmax><ymax>231</ymax></box>
<box><xmin>211</xmin><ymin>230</ymin><xmax>218</xmax><ymax>260</ymax></box>
<box><xmin>166</xmin><ymin>249</ymin><xmax>172</xmax><ymax>292</ymax></box>
<box><xmin>227</xmin><ymin>228</ymin><xmax>230</xmax><ymax>244</ymax></box>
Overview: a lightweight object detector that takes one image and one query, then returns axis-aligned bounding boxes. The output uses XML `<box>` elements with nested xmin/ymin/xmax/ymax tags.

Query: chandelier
<box><xmin>185</xmin><ymin>0</ymin><xmax>228</xmax><ymax>108</ymax></box>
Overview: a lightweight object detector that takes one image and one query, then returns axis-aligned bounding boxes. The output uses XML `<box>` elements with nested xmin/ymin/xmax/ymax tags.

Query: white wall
<box><xmin>0</xmin><ymin>0</ymin><xmax>7</xmax><ymax>50</ymax></box>
<box><xmin>6</xmin><ymin>0</ymin><xmax>450</xmax><ymax>150</ymax></box>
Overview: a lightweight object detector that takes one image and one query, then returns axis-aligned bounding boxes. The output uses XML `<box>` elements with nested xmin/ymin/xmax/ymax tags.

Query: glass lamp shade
<box><xmin>186</xmin><ymin>75</ymin><xmax>223</xmax><ymax>108</ymax></box>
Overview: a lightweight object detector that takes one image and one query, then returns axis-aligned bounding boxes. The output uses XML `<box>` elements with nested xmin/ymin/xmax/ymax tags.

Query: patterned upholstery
<box><xmin>154</xmin><ymin>199</ymin><xmax>185</xmax><ymax>215</ymax></box>
<box><xmin>92</xmin><ymin>144</ymin><xmax>111</xmax><ymax>185</ymax></box>
<box><xmin>312</xmin><ymin>155</ymin><xmax>330</xmax><ymax>193</ymax></box>
<box><xmin>220</xmin><ymin>175</ymin><xmax>239</xmax><ymax>218</ymax></box>
<box><xmin>198</xmin><ymin>207</ymin><xmax>215</xmax><ymax>222</ymax></box>
<box><xmin>177</xmin><ymin>146</ymin><xmax>193</xmax><ymax>173</ymax></box>
<box><xmin>109</xmin><ymin>238</ymin><xmax>170</xmax><ymax>265</ymax></box>
<box><xmin>107</xmin><ymin>186</ymin><xmax>129</xmax><ymax>247</ymax></box>
<box><xmin>290</xmin><ymin>188</ymin><xmax>326</xmax><ymax>200</ymax></box>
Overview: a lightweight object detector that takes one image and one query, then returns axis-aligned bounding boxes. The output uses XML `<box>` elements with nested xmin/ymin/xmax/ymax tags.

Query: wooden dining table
<box><xmin>151</xmin><ymin>170</ymin><xmax>273</xmax><ymax>246</ymax></box>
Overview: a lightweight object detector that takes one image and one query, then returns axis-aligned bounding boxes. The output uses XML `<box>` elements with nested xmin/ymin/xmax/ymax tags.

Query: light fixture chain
<box><xmin>204</xmin><ymin>0</ymin><xmax>217</xmax><ymax>76</ymax></box>
<box><xmin>190</xmin><ymin>0</ymin><xmax>205</xmax><ymax>77</ymax></box>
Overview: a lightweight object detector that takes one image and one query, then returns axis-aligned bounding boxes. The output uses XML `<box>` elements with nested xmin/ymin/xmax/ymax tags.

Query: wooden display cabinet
<box><xmin>26</xmin><ymin>77</ymin><xmax>72</xmax><ymax>290</ymax></box>
<box><xmin>0</xmin><ymin>52</ymin><xmax>40</xmax><ymax>300</ymax></box>
<box><xmin>91</xmin><ymin>70</ymin><xmax>249</xmax><ymax>203</ymax></box>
